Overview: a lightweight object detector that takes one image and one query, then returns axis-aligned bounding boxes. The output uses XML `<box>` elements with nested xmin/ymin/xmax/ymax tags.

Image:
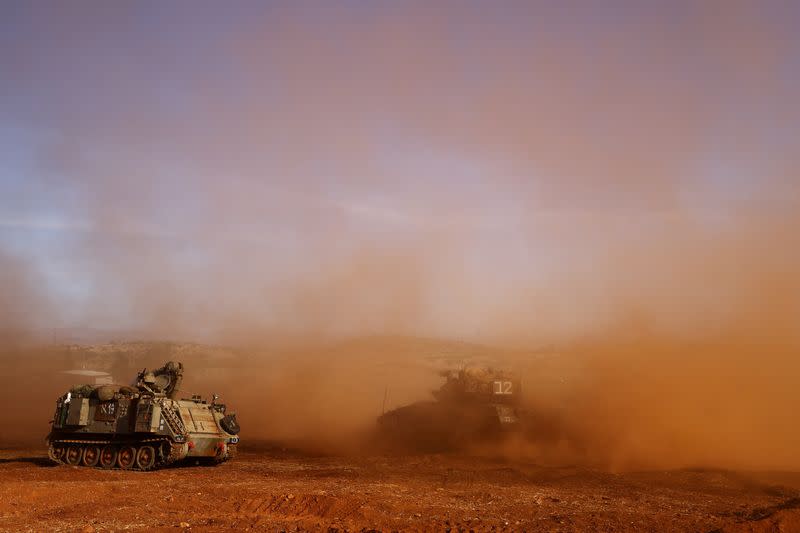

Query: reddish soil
<box><xmin>1</xmin><ymin>446</ymin><xmax>799</xmax><ymax>532</ymax></box>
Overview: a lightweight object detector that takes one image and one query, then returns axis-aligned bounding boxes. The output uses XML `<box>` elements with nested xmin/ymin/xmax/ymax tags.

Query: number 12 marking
<box><xmin>493</xmin><ymin>381</ymin><xmax>513</xmax><ymax>394</ymax></box>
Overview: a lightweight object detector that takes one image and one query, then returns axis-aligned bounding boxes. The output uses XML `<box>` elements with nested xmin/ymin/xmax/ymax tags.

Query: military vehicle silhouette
<box><xmin>377</xmin><ymin>366</ymin><xmax>522</xmax><ymax>451</ymax></box>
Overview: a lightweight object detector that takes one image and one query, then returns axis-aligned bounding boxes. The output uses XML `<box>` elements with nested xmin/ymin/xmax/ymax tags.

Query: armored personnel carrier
<box><xmin>377</xmin><ymin>366</ymin><xmax>522</xmax><ymax>451</ymax></box>
<box><xmin>46</xmin><ymin>361</ymin><xmax>240</xmax><ymax>470</ymax></box>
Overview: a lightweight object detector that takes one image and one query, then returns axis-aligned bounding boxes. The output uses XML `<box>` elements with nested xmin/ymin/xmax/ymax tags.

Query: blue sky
<box><xmin>1</xmin><ymin>2</ymin><xmax>798</xmax><ymax>341</ymax></box>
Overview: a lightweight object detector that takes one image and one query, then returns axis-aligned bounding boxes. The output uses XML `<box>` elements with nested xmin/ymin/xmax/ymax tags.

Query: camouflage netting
<box><xmin>68</xmin><ymin>384</ymin><xmax>137</xmax><ymax>399</ymax></box>
<box><xmin>69</xmin><ymin>384</ymin><xmax>95</xmax><ymax>397</ymax></box>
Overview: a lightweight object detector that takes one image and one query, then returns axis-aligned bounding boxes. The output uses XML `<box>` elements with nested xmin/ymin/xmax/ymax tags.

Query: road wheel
<box><xmin>136</xmin><ymin>445</ymin><xmax>156</xmax><ymax>470</ymax></box>
<box><xmin>48</xmin><ymin>444</ymin><xmax>65</xmax><ymax>463</ymax></box>
<box><xmin>99</xmin><ymin>446</ymin><xmax>117</xmax><ymax>469</ymax></box>
<box><xmin>64</xmin><ymin>446</ymin><xmax>82</xmax><ymax>466</ymax></box>
<box><xmin>82</xmin><ymin>445</ymin><xmax>100</xmax><ymax>467</ymax></box>
<box><xmin>117</xmin><ymin>445</ymin><xmax>136</xmax><ymax>469</ymax></box>
<box><xmin>160</xmin><ymin>441</ymin><xmax>172</xmax><ymax>463</ymax></box>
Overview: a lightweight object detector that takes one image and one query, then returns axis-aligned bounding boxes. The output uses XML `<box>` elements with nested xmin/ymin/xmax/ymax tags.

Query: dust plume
<box><xmin>2</xmin><ymin>207</ymin><xmax>799</xmax><ymax>472</ymax></box>
<box><xmin>1</xmin><ymin>3</ymin><xmax>799</xmax><ymax>473</ymax></box>
<box><xmin>0</xmin><ymin>251</ymin><xmax>52</xmax><ymax>345</ymax></box>
<box><xmin>503</xmin><ymin>208</ymin><xmax>800</xmax><ymax>471</ymax></box>
<box><xmin>0</xmin><ymin>250</ymin><xmax>59</xmax><ymax>445</ymax></box>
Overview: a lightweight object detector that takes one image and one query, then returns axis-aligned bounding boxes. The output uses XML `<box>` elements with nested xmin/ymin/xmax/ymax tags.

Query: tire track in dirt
<box><xmin>231</xmin><ymin>493</ymin><xmax>366</xmax><ymax>527</ymax></box>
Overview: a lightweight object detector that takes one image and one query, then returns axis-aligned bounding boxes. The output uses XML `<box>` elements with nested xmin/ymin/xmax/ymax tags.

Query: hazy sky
<box><xmin>1</xmin><ymin>2</ymin><xmax>798</xmax><ymax>341</ymax></box>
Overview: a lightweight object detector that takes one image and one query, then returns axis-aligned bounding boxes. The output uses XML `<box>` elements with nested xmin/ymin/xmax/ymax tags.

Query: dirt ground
<box><xmin>1</xmin><ymin>445</ymin><xmax>800</xmax><ymax>532</ymax></box>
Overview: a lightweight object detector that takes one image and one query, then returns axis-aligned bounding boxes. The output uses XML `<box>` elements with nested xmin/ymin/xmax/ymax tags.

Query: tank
<box><xmin>376</xmin><ymin>366</ymin><xmax>522</xmax><ymax>451</ymax></box>
<box><xmin>46</xmin><ymin>361</ymin><xmax>240</xmax><ymax>470</ymax></box>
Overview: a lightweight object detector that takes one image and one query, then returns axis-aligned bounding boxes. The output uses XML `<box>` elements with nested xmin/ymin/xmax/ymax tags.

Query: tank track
<box><xmin>47</xmin><ymin>437</ymin><xmax>182</xmax><ymax>471</ymax></box>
